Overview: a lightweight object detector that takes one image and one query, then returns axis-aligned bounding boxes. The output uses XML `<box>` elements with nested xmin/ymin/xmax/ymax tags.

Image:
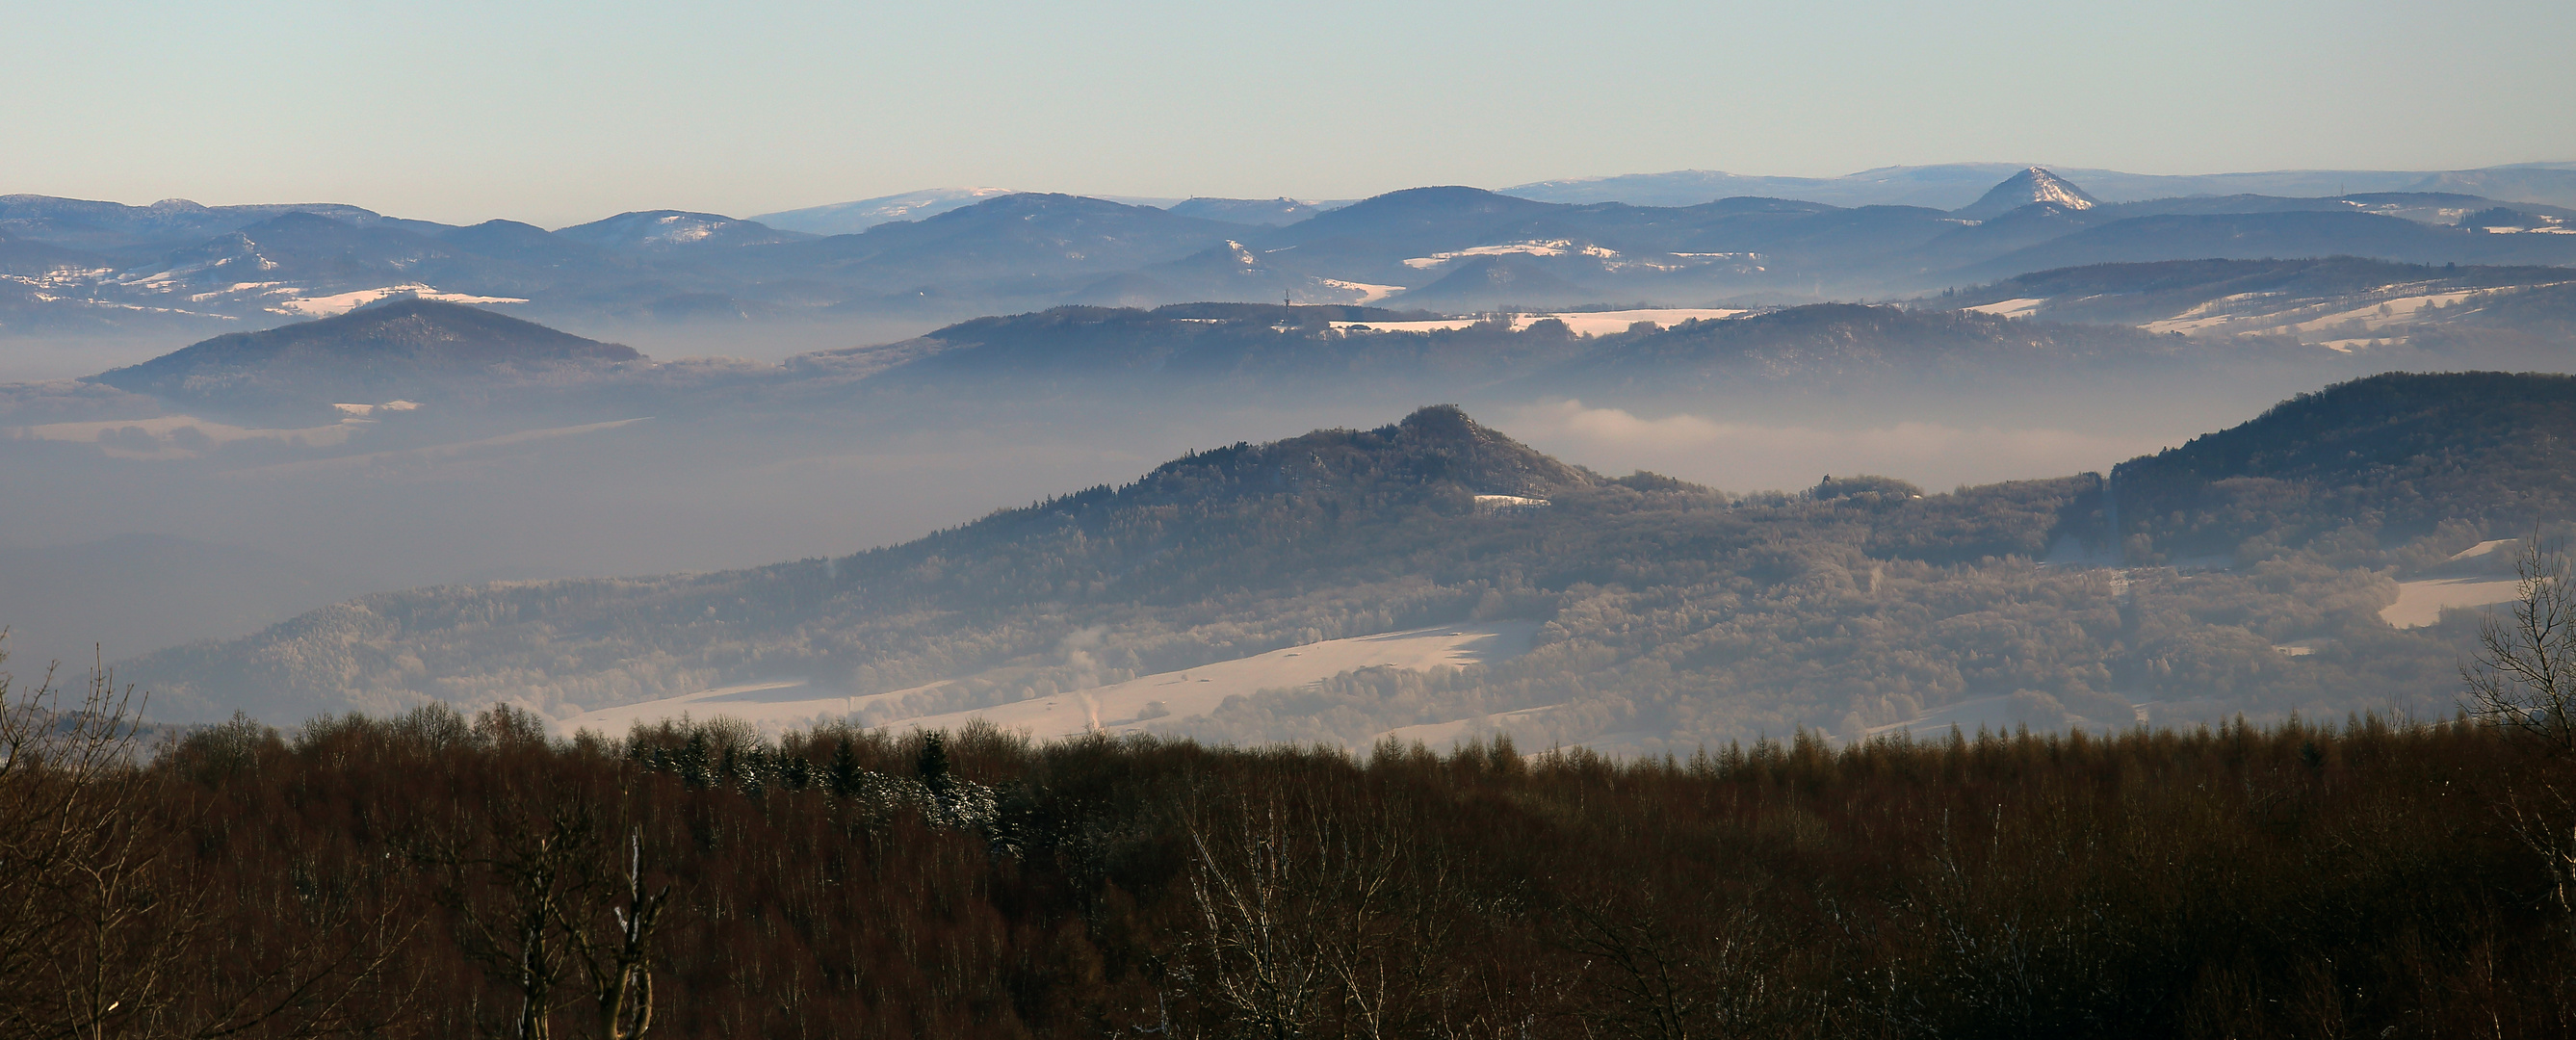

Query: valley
<box><xmin>3</xmin><ymin>166</ymin><xmax>2573</xmax><ymax>756</ymax></box>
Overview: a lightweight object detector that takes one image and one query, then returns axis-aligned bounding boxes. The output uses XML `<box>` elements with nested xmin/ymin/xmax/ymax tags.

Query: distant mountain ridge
<box><xmin>751</xmin><ymin>188</ymin><xmax>1021</xmax><ymax>235</ymax></box>
<box><xmin>1504</xmin><ymin>161</ymin><xmax>2576</xmax><ymax>210</ymax></box>
<box><xmin>10</xmin><ymin>164</ymin><xmax>2576</xmax><ymax>337</ymax></box>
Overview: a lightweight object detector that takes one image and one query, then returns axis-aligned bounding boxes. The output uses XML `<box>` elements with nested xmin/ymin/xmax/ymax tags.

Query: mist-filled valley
<box><xmin>9</xmin><ymin>267</ymin><xmax>2567</xmax><ymax>715</ymax></box>
<box><xmin>8</xmin><ymin>208</ymin><xmax>2576</xmax><ymax>755</ymax></box>
<box><xmin>1</xmin><ymin>169</ymin><xmax>2573</xmax><ymax>841</ymax></box>
<box><xmin>10</xmin><ymin>0</ymin><xmax>2576</xmax><ymax>1023</ymax></box>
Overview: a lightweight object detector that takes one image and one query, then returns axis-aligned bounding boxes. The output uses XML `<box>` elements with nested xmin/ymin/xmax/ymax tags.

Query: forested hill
<box><xmin>857</xmin><ymin>300</ymin><xmax>2277</xmax><ymax>392</ymax></box>
<box><xmin>123</xmin><ymin>405</ymin><xmax>2076</xmax><ymax>728</ymax></box>
<box><xmin>126</xmin><ymin>379</ymin><xmax>2573</xmax><ymax>749</ymax></box>
<box><xmin>94</xmin><ymin>299</ymin><xmax>642</xmax><ymax>404</ymax></box>
<box><xmin>1565</xmin><ymin>302</ymin><xmax>2203</xmax><ymax>384</ymax></box>
<box><xmin>2113</xmin><ymin>372</ymin><xmax>2576</xmax><ymax>559</ymax></box>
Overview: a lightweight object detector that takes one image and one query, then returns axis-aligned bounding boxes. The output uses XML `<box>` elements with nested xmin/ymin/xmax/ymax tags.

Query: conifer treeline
<box><xmin>7</xmin><ymin>673</ymin><xmax>2572</xmax><ymax>1038</ymax></box>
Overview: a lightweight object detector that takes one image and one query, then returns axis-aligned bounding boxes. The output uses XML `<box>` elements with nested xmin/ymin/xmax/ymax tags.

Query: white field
<box><xmin>276</xmin><ymin>284</ymin><xmax>531</xmax><ymax>318</ymax></box>
<box><xmin>1964</xmin><ymin>298</ymin><xmax>2048</xmax><ymax>319</ymax></box>
<box><xmin>1316</xmin><ymin>279</ymin><xmax>1405</xmax><ymax>303</ymax></box>
<box><xmin>556</xmin><ymin>621</ymin><xmax>1542</xmax><ymax>741</ymax></box>
<box><xmin>2139</xmin><ymin>283</ymin><xmax>2573</xmax><ymax>339</ymax></box>
<box><xmin>2381</xmin><ymin>577</ymin><xmax>2525</xmax><ymax>629</ymax></box>
<box><xmin>2141</xmin><ymin>292</ymin><xmax>2282</xmax><ymax>335</ymax></box>
<box><xmin>1374</xmin><ymin>703</ymin><xmax>1562</xmax><ymax>750</ymax></box>
<box><xmin>1333</xmin><ymin>308</ymin><xmax>1745</xmax><ymax>336</ymax></box>
<box><xmin>2286</xmin><ymin>290</ymin><xmax>2498</xmax><ymax>336</ymax></box>
<box><xmin>1400</xmin><ymin>241</ymin><xmax>1612</xmax><ymax>269</ymax></box>
<box><xmin>2449</xmin><ymin>539</ymin><xmax>2517</xmax><ymax>562</ymax></box>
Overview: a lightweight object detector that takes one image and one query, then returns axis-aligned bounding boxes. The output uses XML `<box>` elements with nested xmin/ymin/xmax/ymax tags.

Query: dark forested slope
<box><xmin>2112</xmin><ymin>371</ymin><xmax>2576</xmax><ymax>559</ymax></box>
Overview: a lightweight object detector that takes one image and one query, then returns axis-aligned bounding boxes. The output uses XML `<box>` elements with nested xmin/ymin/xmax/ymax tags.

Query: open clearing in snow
<box><xmin>557</xmin><ymin>621</ymin><xmax>1541</xmax><ymax>740</ymax></box>
<box><xmin>1335</xmin><ymin>309</ymin><xmax>1744</xmax><ymax>336</ymax></box>
<box><xmin>276</xmin><ymin>285</ymin><xmax>530</xmax><ymax>317</ymax></box>
<box><xmin>2381</xmin><ymin>577</ymin><xmax>2525</xmax><ymax>628</ymax></box>
<box><xmin>1965</xmin><ymin>298</ymin><xmax>2048</xmax><ymax>319</ymax></box>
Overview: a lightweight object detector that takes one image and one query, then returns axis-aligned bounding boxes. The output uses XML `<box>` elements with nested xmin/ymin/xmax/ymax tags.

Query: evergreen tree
<box><xmin>825</xmin><ymin>739</ymin><xmax>863</xmax><ymax>798</ymax></box>
<box><xmin>916</xmin><ymin>732</ymin><xmax>951</xmax><ymax>793</ymax></box>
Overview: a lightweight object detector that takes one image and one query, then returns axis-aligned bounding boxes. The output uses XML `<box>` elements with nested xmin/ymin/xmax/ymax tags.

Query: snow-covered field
<box><xmin>1333</xmin><ymin>308</ymin><xmax>1745</xmax><ymax>335</ymax></box>
<box><xmin>277</xmin><ymin>285</ymin><xmax>529</xmax><ymax>318</ymax></box>
<box><xmin>1965</xmin><ymin>298</ymin><xmax>2048</xmax><ymax>319</ymax></box>
<box><xmin>1400</xmin><ymin>240</ymin><xmax>1615</xmax><ymax>269</ymax></box>
<box><xmin>1316</xmin><ymin>278</ymin><xmax>1404</xmax><ymax>303</ymax></box>
<box><xmin>2380</xmin><ymin>576</ymin><xmax>2524</xmax><ymax>629</ymax></box>
<box><xmin>555</xmin><ymin>621</ymin><xmax>1541</xmax><ymax>741</ymax></box>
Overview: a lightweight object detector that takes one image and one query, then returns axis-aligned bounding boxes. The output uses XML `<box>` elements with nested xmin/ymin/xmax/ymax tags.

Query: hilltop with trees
<box><xmin>122</xmin><ymin>373</ymin><xmax>2576</xmax><ymax>751</ymax></box>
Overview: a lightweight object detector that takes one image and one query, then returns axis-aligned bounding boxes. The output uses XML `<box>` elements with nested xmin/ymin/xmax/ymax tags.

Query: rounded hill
<box><xmin>94</xmin><ymin>299</ymin><xmax>640</xmax><ymax>402</ymax></box>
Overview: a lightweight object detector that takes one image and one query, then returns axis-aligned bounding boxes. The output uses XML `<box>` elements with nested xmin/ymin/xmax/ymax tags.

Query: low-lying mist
<box><xmin>1</xmin><ymin>301</ymin><xmax>2563</xmax><ymax>682</ymax></box>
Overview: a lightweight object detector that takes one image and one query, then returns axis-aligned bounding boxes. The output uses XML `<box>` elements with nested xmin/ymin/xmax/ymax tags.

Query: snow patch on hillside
<box><xmin>276</xmin><ymin>285</ymin><xmax>529</xmax><ymax>317</ymax></box>
<box><xmin>554</xmin><ymin>622</ymin><xmax>1540</xmax><ymax>740</ymax></box>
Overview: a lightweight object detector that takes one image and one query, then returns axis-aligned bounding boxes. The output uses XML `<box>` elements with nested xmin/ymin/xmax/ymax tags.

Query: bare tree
<box><xmin>2463</xmin><ymin>537</ymin><xmax>2576</xmax><ymax>752</ymax></box>
<box><xmin>1</xmin><ymin>639</ymin><xmax>414</xmax><ymax>1039</ymax></box>
<box><xmin>558</xmin><ymin>832</ymin><xmax>670</xmax><ymax>1040</ymax></box>
<box><xmin>440</xmin><ymin>801</ymin><xmax>585</xmax><ymax>1040</ymax></box>
<box><xmin>1556</xmin><ymin>895</ymin><xmax>1777</xmax><ymax>1040</ymax></box>
<box><xmin>1177</xmin><ymin>781</ymin><xmax>1464</xmax><ymax>1040</ymax></box>
<box><xmin>1183</xmin><ymin>794</ymin><xmax>1333</xmax><ymax>1040</ymax></box>
<box><xmin>437</xmin><ymin>782</ymin><xmax>672</xmax><ymax>1040</ymax></box>
<box><xmin>0</xmin><ymin>641</ymin><xmax>173</xmax><ymax>1039</ymax></box>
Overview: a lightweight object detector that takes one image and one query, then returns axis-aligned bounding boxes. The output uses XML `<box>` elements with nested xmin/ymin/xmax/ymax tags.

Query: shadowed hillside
<box><xmin>93</xmin><ymin>299</ymin><xmax>641</xmax><ymax>404</ymax></box>
<box><xmin>2112</xmin><ymin>371</ymin><xmax>2576</xmax><ymax>559</ymax></box>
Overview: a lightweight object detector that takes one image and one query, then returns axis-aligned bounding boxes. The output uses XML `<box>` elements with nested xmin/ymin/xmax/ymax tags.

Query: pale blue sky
<box><xmin>6</xmin><ymin>0</ymin><xmax>2569</xmax><ymax>227</ymax></box>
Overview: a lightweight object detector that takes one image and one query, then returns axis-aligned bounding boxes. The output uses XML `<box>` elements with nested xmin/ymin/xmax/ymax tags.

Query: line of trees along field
<box><xmin>11</xmin><ymin>647</ymin><xmax>2576</xmax><ymax>1038</ymax></box>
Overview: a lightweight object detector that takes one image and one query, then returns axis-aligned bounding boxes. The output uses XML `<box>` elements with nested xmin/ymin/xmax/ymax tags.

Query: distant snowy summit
<box><xmin>1951</xmin><ymin>168</ymin><xmax>2102</xmax><ymax>221</ymax></box>
<box><xmin>752</xmin><ymin>188</ymin><xmax>1022</xmax><ymax>236</ymax></box>
<box><xmin>555</xmin><ymin>210</ymin><xmax>811</xmax><ymax>249</ymax></box>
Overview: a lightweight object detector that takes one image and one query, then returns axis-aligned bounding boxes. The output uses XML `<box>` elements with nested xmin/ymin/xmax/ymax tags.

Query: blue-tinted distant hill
<box><xmin>744</xmin><ymin>194</ymin><xmax>1254</xmax><ymax>294</ymax></box>
<box><xmin>1164</xmin><ymin>197</ymin><xmax>1349</xmax><ymax>225</ymax></box>
<box><xmin>10</xmin><ymin>168</ymin><xmax>2576</xmax><ymax>333</ymax></box>
<box><xmin>1967</xmin><ymin>210</ymin><xmax>2576</xmax><ymax>277</ymax></box>
<box><xmin>555</xmin><ymin>211</ymin><xmax>812</xmax><ymax>251</ymax></box>
<box><xmin>94</xmin><ymin>298</ymin><xmax>640</xmax><ymax>405</ymax></box>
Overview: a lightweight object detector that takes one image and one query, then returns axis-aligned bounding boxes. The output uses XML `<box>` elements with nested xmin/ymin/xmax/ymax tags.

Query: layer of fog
<box><xmin>0</xmin><ymin>344</ymin><xmax>2495</xmax><ymax>678</ymax></box>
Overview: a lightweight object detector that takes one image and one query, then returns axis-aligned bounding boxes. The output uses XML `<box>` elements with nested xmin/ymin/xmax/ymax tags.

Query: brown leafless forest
<box><xmin>6</xmin><ymin>644</ymin><xmax>2573</xmax><ymax>1039</ymax></box>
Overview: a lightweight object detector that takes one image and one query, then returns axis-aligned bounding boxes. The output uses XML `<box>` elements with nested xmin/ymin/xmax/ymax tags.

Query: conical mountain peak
<box><xmin>1953</xmin><ymin>167</ymin><xmax>2101</xmax><ymax>221</ymax></box>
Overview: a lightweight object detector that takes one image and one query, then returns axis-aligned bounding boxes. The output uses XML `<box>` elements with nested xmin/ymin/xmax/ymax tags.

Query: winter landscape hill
<box><xmin>114</xmin><ymin>373</ymin><xmax>2576</xmax><ymax>754</ymax></box>
<box><xmin>93</xmin><ymin>298</ymin><xmax>642</xmax><ymax>405</ymax></box>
